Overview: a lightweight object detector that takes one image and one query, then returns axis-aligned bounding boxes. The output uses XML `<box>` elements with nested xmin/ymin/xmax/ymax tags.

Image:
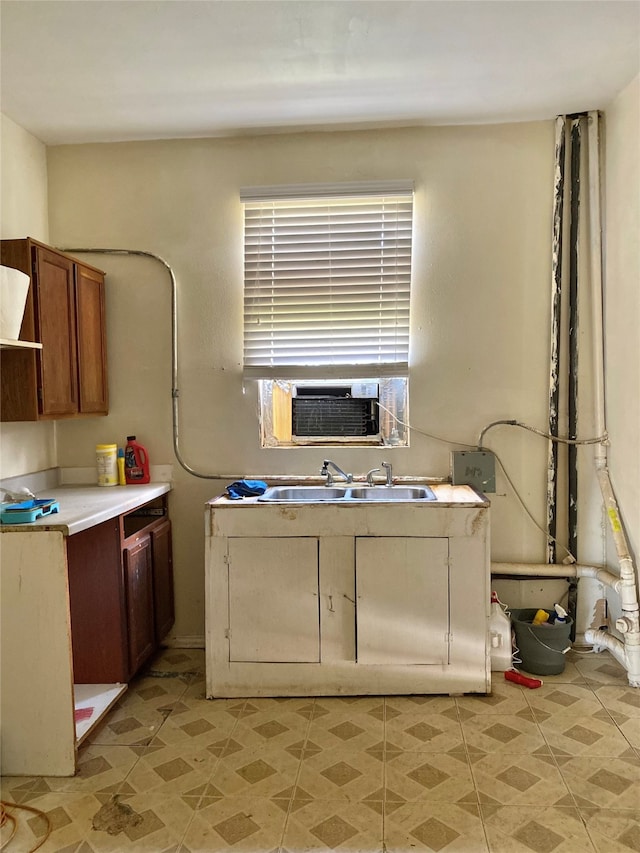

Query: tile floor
<box><xmin>1</xmin><ymin>647</ymin><xmax>639</xmax><ymax>853</ymax></box>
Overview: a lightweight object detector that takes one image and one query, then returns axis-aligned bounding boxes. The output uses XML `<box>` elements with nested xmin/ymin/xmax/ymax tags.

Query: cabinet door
<box><xmin>33</xmin><ymin>246</ymin><xmax>78</xmax><ymax>416</ymax></box>
<box><xmin>355</xmin><ymin>537</ymin><xmax>449</xmax><ymax>665</ymax></box>
<box><xmin>67</xmin><ymin>518</ymin><xmax>128</xmax><ymax>683</ymax></box>
<box><xmin>227</xmin><ymin>537</ymin><xmax>320</xmax><ymax>663</ymax></box>
<box><xmin>123</xmin><ymin>534</ymin><xmax>155</xmax><ymax>677</ymax></box>
<box><xmin>151</xmin><ymin>519</ymin><xmax>175</xmax><ymax>643</ymax></box>
<box><xmin>75</xmin><ymin>263</ymin><xmax>108</xmax><ymax>413</ymax></box>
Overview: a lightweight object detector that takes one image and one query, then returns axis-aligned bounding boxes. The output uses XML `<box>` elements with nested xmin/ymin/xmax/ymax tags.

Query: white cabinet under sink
<box><xmin>205</xmin><ymin>484</ymin><xmax>490</xmax><ymax>697</ymax></box>
<box><xmin>227</xmin><ymin>537</ymin><xmax>320</xmax><ymax>663</ymax></box>
<box><xmin>355</xmin><ymin>537</ymin><xmax>449</xmax><ymax>666</ymax></box>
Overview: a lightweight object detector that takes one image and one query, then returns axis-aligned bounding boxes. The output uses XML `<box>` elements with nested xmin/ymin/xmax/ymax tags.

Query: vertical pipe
<box><xmin>587</xmin><ymin>112</ymin><xmax>607</xmax><ymax>463</ymax></box>
<box><xmin>546</xmin><ymin>117</ymin><xmax>566</xmax><ymax>564</ymax></box>
<box><xmin>587</xmin><ymin>110</ymin><xmax>640</xmax><ymax>687</ymax></box>
<box><xmin>567</xmin><ymin>118</ymin><xmax>582</xmax><ymax>639</ymax></box>
<box><xmin>568</xmin><ymin>119</ymin><xmax>581</xmax><ymax>560</ymax></box>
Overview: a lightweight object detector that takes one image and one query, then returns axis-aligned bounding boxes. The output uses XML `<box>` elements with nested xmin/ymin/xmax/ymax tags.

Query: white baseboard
<box><xmin>163</xmin><ymin>635</ymin><xmax>205</xmax><ymax>649</ymax></box>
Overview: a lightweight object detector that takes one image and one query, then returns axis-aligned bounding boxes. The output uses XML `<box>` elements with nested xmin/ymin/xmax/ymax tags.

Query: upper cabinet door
<box><xmin>33</xmin><ymin>246</ymin><xmax>78</xmax><ymax>416</ymax></box>
<box><xmin>75</xmin><ymin>263</ymin><xmax>108</xmax><ymax>414</ymax></box>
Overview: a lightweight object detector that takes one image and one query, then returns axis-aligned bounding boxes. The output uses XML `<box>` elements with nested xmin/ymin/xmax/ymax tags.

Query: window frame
<box><xmin>241</xmin><ymin>181</ymin><xmax>414</xmax><ymax>448</ymax></box>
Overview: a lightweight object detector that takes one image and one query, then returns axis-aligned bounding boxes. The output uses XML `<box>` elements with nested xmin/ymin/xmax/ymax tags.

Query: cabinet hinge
<box><xmin>37</xmin><ymin>387</ymin><xmax>43</xmax><ymax>401</ymax></box>
<box><xmin>224</xmin><ymin>628</ymin><xmax>231</xmax><ymax>639</ymax></box>
<box><xmin>223</xmin><ymin>554</ymin><xmax>230</xmax><ymax>565</ymax></box>
<box><xmin>446</xmin><ymin>632</ymin><xmax>453</xmax><ymax>644</ymax></box>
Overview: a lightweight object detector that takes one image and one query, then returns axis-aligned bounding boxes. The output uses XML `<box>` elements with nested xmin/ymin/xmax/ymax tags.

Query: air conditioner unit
<box><xmin>291</xmin><ymin>384</ymin><xmax>379</xmax><ymax>437</ymax></box>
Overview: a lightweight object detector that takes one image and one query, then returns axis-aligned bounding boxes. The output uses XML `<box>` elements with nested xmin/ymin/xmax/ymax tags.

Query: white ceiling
<box><xmin>1</xmin><ymin>0</ymin><xmax>639</xmax><ymax>145</ymax></box>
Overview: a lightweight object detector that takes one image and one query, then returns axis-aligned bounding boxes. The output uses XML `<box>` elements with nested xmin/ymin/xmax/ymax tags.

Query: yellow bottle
<box><xmin>117</xmin><ymin>448</ymin><xmax>126</xmax><ymax>486</ymax></box>
<box><xmin>532</xmin><ymin>609</ymin><xmax>550</xmax><ymax>626</ymax></box>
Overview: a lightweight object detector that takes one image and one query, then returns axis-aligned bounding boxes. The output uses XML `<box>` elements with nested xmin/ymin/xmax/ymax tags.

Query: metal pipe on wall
<box><xmin>59</xmin><ymin>247</ymin><xmax>241</xmax><ymax>481</ymax></box>
<box><xmin>586</xmin><ymin>111</ymin><xmax>640</xmax><ymax>687</ymax></box>
<box><xmin>567</xmin><ymin>117</ymin><xmax>581</xmax><ymax>572</ymax></box>
<box><xmin>546</xmin><ymin>116</ymin><xmax>566</xmax><ymax>565</ymax></box>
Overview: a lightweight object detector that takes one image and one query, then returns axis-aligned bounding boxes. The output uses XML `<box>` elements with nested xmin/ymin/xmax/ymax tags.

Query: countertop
<box><xmin>0</xmin><ymin>482</ymin><xmax>171</xmax><ymax>536</ymax></box>
<box><xmin>209</xmin><ymin>483</ymin><xmax>489</xmax><ymax>508</ymax></box>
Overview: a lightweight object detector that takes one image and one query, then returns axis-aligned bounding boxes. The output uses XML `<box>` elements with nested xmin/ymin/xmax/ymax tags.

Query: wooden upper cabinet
<box><xmin>34</xmin><ymin>247</ymin><xmax>78</xmax><ymax>416</ymax></box>
<box><xmin>0</xmin><ymin>238</ymin><xmax>108</xmax><ymax>421</ymax></box>
<box><xmin>75</xmin><ymin>262</ymin><xmax>108</xmax><ymax>413</ymax></box>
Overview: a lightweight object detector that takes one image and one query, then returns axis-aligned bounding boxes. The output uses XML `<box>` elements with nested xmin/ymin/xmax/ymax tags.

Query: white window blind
<box><xmin>242</xmin><ymin>182</ymin><xmax>413</xmax><ymax>380</ymax></box>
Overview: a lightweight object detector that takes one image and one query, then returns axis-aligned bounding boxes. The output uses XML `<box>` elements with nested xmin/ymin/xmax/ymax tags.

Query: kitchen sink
<box><xmin>348</xmin><ymin>486</ymin><xmax>436</xmax><ymax>501</ymax></box>
<box><xmin>258</xmin><ymin>485</ymin><xmax>436</xmax><ymax>502</ymax></box>
<box><xmin>258</xmin><ymin>487</ymin><xmax>348</xmax><ymax>502</ymax></box>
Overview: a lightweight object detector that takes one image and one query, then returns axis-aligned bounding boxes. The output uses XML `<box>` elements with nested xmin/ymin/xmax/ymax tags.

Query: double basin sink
<box><xmin>258</xmin><ymin>485</ymin><xmax>436</xmax><ymax>503</ymax></box>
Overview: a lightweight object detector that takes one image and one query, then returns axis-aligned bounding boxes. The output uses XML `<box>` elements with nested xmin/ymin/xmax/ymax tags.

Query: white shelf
<box><xmin>74</xmin><ymin>682</ymin><xmax>127</xmax><ymax>745</ymax></box>
<box><xmin>0</xmin><ymin>338</ymin><xmax>42</xmax><ymax>350</ymax></box>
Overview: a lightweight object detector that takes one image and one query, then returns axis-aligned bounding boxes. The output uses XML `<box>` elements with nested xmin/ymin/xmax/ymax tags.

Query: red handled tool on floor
<box><xmin>504</xmin><ymin>669</ymin><xmax>543</xmax><ymax>689</ymax></box>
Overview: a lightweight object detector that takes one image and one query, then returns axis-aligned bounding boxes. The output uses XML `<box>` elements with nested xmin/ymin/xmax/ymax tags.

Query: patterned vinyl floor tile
<box><xmin>579</xmin><ymin>807</ymin><xmax>640</xmax><ymax>853</ymax></box>
<box><xmin>525</xmin><ymin>684</ymin><xmax>608</xmax><ymax>722</ymax></box>
<box><xmin>384</xmin><ymin>751</ymin><xmax>476</xmax><ymax>804</ymax></box>
<box><xmin>84</xmin><ymin>703</ymin><xmax>173</xmax><ymax>748</ymax></box>
<box><xmin>0</xmin><ymin>792</ymin><xmax>103</xmax><ymax>853</ymax></box>
<box><xmin>574</xmin><ymin>654</ymin><xmax>631</xmax><ymax>686</ymax></box>
<box><xmin>146</xmin><ymin>648</ymin><xmax>206</xmax><ymax>676</ymax></box>
<box><xmin>124</xmin><ymin>740</ymin><xmax>219</xmax><ymax>796</ymax></box>
<box><xmin>384</xmin><ymin>800</ymin><xmax>488</xmax><ymax>852</ymax></box>
<box><xmin>470</xmin><ymin>753</ymin><xmax>571</xmax><ymax>807</ymax></box>
<box><xmin>594</xmin><ymin>686</ymin><xmax>640</xmax><ymax>718</ymax></box>
<box><xmin>296</xmin><ymin>746</ymin><xmax>384</xmax><ymax>803</ymax></box>
<box><xmin>4</xmin><ymin>648</ymin><xmax>638</xmax><ymax>853</ymax></box>
<box><xmin>385</xmin><ymin>694</ymin><xmax>459</xmax><ymax>716</ymax></box>
<box><xmin>179</xmin><ymin>794</ymin><xmax>288</xmax><ymax>852</ymax></box>
<box><xmin>118</xmin><ymin>673</ymin><xmax>192</xmax><ymax>711</ymax></box>
<box><xmin>556</xmin><ymin>755</ymin><xmax>640</xmax><ymax>810</ymax></box>
<box><xmin>229</xmin><ymin>706</ymin><xmax>312</xmax><ymax>752</ymax></box>
<box><xmin>386</xmin><ymin>710</ymin><xmax>466</xmax><ymax>753</ymax></box>
<box><xmin>152</xmin><ymin>704</ymin><xmax>238</xmax><ymax>749</ymax></box>
<box><xmin>456</xmin><ymin>683</ymin><xmax>530</xmax><ymax>717</ymax></box>
<box><xmin>281</xmin><ymin>798</ymin><xmax>384</xmax><ymax>852</ymax></box>
<box><xmin>480</xmin><ymin>804</ymin><xmax>597</xmax><ymax>853</ymax></box>
<box><xmin>0</xmin><ymin>774</ymin><xmax>39</xmax><ymax>804</ymax></box>
<box><xmin>207</xmin><ymin>742</ymin><xmax>302</xmax><ymax>799</ymax></box>
<box><xmin>460</xmin><ymin>712</ymin><xmax>549</xmax><ymax>756</ymax></box>
<box><xmin>36</xmin><ymin>744</ymin><xmax>141</xmax><ymax>794</ymax></box>
<box><xmin>81</xmin><ymin>793</ymin><xmax>195</xmax><ymax>852</ymax></box>
<box><xmin>540</xmin><ymin>712</ymin><xmax>636</xmax><ymax>757</ymax></box>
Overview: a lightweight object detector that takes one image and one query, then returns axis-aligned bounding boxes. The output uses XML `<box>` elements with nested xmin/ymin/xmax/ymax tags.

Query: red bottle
<box><xmin>124</xmin><ymin>435</ymin><xmax>150</xmax><ymax>484</ymax></box>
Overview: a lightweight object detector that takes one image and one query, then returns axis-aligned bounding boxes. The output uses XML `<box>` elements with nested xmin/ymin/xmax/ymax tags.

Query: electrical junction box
<box><xmin>451</xmin><ymin>451</ymin><xmax>496</xmax><ymax>493</ymax></box>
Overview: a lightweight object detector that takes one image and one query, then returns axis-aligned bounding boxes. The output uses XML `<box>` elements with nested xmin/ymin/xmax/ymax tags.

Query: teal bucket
<box><xmin>510</xmin><ymin>608</ymin><xmax>573</xmax><ymax>676</ymax></box>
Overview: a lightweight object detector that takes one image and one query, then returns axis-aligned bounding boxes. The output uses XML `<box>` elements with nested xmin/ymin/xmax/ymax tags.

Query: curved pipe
<box><xmin>59</xmin><ymin>247</ymin><xmax>246</xmax><ymax>480</ymax></box>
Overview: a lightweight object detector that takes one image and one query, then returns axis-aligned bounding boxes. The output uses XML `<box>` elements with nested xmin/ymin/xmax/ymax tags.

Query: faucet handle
<box><xmin>381</xmin><ymin>461</ymin><xmax>393</xmax><ymax>485</ymax></box>
<box><xmin>365</xmin><ymin>468</ymin><xmax>381</xmax><ymax>486</ymax></box>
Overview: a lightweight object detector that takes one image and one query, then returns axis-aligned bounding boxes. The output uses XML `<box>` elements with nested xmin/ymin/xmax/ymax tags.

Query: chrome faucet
<box><xmin>321</xmin><ymin>460</ymin><xmax>353</xmax><ymax>485</ymax></box>
<box><xmin>365</xmin><ymin>468</ymin><xmax>381</xmax><ymax>486</ymax></box>
<box><xmin>381</xmin><ymin>461</ymin><xmax>393</xmax><ymax>486</ymax></box>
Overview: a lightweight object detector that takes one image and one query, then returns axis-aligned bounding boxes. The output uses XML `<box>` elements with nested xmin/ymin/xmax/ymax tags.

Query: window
<box><xmin>241</xmin><ymin>181</ymin><xmax>413</xmax><ymax>446</ymax></box>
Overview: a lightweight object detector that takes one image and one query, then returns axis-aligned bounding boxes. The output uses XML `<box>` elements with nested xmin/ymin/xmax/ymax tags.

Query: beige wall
<box><xmin>603</xmin><ymin>75</ymin><xmax>640</xmax><ymax>621</ymax></box>
<box><xmin>47</xmin><ymin>123</ymin><xmax>561</xmax><ymax>638</ymax></box>
<box><xmin>0</xmin><ymin>114</ymin><xmax>56</xmax><ymax>478</ymax></box>
<box><xmin>1</xmin><ymin>111</ymin><xmax>635</xmax><ymax>641</ymax></box>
